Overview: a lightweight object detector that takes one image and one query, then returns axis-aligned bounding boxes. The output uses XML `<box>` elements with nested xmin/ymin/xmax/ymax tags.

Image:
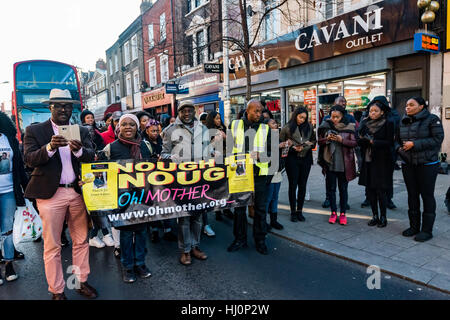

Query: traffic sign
<box><xmin>165</xmin><ymin>83</ymin><xmax>179</xmax><ymax>94</ymax></box>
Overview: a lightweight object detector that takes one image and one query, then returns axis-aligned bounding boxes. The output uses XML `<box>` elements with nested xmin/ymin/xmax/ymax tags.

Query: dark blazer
<box><xmin>23</xmin><ymin>119</ymin><xmax>95</xmax><ymax>199</ymax></box>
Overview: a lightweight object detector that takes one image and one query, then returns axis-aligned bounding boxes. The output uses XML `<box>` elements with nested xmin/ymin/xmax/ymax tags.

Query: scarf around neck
<box><xmin>118</xmin><ymin>133</ymin><xmax>142</xmax><ymax>160</ymax></box>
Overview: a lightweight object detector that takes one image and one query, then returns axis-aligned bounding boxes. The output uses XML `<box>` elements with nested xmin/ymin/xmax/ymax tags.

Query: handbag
<box><xmin>13</xmin><ymin>199</ymin><xmax>43</xmax><ymax>247</ymax></box>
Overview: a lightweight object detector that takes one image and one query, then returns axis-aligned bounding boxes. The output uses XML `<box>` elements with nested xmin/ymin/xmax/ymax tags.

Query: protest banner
<box><xmin>81</xmin><ymin>155</ymin><xmax>254</xmax><ymax>228</ymax></box>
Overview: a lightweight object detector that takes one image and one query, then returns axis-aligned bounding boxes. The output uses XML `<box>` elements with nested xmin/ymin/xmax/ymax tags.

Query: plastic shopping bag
<box><xmin>13</xmin><ymin>199</ymin><xmax>43</xmax><ymax>247</ymax></box>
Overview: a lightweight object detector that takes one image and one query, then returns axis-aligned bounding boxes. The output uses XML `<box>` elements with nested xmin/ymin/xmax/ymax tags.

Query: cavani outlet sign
<box><xmin>290</xmin><ymin>0</ymin><xmax>419</xmax><ymax>64</ymax></box>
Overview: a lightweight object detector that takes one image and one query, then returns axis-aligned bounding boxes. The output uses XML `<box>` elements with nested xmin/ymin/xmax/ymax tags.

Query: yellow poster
<box><xmin>226</xmin><ymin>154</ymin><xmax>254</xmax><ymax>194</ymax></box>
<box><xmin>81</xmin><ymin>162</ymin><xmax>118</xmax><ymax>211</ymax></box>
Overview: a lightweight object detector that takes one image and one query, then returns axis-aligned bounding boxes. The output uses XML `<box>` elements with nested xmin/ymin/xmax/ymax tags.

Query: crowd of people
<box><xmin>0</xmin><ymin>87</ymin><xmax>447</xmax><ymax>300</ymax></box>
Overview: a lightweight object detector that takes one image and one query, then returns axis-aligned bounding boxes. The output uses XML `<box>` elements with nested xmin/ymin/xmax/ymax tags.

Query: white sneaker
<box><xmin>102</xmin><ymin>234</ymin><xmax>115</xmax><ymax>247</ymax></box>
<box><xmin>203</xmin><ymin>225</ymin><xmax>216</xmax><ymax>237</ymax></box>
<box><xmin>89</xmin><ymin>236</ymin><xmax>105</xmax><ymax>248</ymax></box>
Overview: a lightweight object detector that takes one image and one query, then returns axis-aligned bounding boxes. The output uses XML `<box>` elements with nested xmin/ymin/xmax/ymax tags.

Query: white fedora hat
<box><xmin>42</xmin><ymin>89</ymin><xmax>80</xmax><ymax>104</ymax></box>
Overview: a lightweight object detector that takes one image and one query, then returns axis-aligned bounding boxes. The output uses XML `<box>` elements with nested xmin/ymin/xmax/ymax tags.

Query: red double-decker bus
<box><xmin>12</xmin><ymin>60</ymin><xmax>84</xmax><ymax>141</ymax></box>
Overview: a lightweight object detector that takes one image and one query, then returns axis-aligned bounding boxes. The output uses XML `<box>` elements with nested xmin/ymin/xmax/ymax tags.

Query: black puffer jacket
<box><xmin>396</xmin><ymin>109</ymin><xmax>444</xmax><ymax>165</ymax></box>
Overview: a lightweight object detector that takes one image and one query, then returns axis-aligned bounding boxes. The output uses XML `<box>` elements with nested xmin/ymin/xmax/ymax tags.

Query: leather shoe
<box><xmin>191</xmin><ymin>247</ymin><xmax>208</xmax><ymax>260</ymax></box>
<box><xmin>322</xmin><ymin>199</ymin><xmax>330</xmax><ymax>208</ymax></box>
<box><xmin>76</xmin><ymin>281</ymin><xmax>98</xmax><ymax>299</ymax></box>
<box><xmin>51</xmin><ymin>292</ymin><xmax>67</xmax><ymax>300</ymax></box>
<box><xmin>290</xmin><ymin>214</ymin><xmax>298</xmax><ymax>222</ymax></box>
<box><xmin>255</xmin><ymin>242</ymin><xmax>268</xmax><ymax>255</ymax></box>
<box><xmin>180</xmin><ymin>252</ymin><xmax>192</xmax><ymax>265</ymax></box>
<box><xmin>227</xmin><ymin>240</ymin><xmax>248</xmax><ymax>252</ymax></box>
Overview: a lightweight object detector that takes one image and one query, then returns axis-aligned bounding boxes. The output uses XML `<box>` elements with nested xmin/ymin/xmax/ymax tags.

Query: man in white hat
<box><xmin>23</xmin><ymin>89</ymin><xmax>97</xmax><ymax>300</ymax></box>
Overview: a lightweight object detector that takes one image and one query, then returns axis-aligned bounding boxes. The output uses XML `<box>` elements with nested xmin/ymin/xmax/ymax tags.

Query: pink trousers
<box><xmin>37</xmin><ymin>188</ymin><xmax>90</xmax><ymax>294</ymax></box>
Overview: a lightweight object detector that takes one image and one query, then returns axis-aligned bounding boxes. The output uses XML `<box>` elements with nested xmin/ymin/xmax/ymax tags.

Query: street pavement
<box><xmin>0</xmin><ymin>216</ymin><xmax>449</xmax><ymax>300</ymax></box>
<box><xmin>271</xmin><ymin>154</ymin><xmax>450</xmax><ymax>294</ymax></box>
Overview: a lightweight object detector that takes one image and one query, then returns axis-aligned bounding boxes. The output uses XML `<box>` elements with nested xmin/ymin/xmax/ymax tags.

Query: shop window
<box><xmin>344</xmin><ymin>74</ymin><xmax>386</xmax><ymax>111</ymax></box>
<box><xmin>317</xmin><ymin>81</ymin><xmax>342</xmax><ymax>94</ymax></box>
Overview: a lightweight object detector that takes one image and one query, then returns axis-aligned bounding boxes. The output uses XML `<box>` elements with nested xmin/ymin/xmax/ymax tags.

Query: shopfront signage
<box><xmin>414</xmin><ymin>32</ymin><xmax>440</xmax><ymax>53</ymax></box>
<box><xmin>284</xmin><ymin>0</ymin><xmax>419</xmax><ymax>67</ymax></box>
<box><xmin>178</xmin><ymin>73</ymin><xmax>219</xmax><ymax>98</ymax></box>
<box><xmin>165</xmin><ymin>83</ymin><xmax>179</xmax><ymax>94</ymax></box>
<box><xmin>295</xmin><ymin>7</ymin><xmax>384</xmax><ymax>52</ymax></box>
<box><xmin>204</xmin><ymin>63</ymin><xmax>224</xmax><ymax>74</ymax></box>
<box><xmin>142</xmin><ymin>87</ymin><xmax>174</xmax><ymax>109</ymax></box>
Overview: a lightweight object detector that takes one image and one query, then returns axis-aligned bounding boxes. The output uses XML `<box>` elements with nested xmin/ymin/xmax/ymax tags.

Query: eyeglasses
<box><xmin>51</xmin><ymin>103</ymin><xmax>73</xmax><ymax>111</ymax></box>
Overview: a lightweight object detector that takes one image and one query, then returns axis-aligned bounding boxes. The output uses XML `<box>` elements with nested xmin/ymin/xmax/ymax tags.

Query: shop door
<box><xmin>394</xmin><ymin>90</ymin><xmax>422</xmax><ymax>119</ymax></box>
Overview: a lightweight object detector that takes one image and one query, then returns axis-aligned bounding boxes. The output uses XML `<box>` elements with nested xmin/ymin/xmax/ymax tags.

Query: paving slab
<box><xmin>266</xmin><ymin>160</ymin><xmax>450</xmax><ymax>293</ymax></box>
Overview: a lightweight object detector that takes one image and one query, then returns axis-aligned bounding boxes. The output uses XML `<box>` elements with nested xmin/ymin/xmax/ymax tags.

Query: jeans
<box><xmin>202</xmin><ymin>212</ymin><xmax>209</xmax><ymax>227</ymax></box>
<box><xmin>0</xmin><ymin>192</ymin><xmax>16</xmax><ymax>261</ymax></box>
<box><xmin>233</xmin><ymin>175</ymin><xmax>269</xmax><ymax>244</ymax></box>
<box><xmin>120</xmin><ymin>228</ymin><xmax>148</xmax><ymax>270</ymax></box>
<box><xmin>178</xmin><ymin>213</ymin><xmax>202</xmax><ymax>253</ymax></box>
<box><xmin>327</xmin><ymin>171</ymin><xmax>348</xmax><ymax>213</ymax></box>
<box><xmin>285</xmin><ymin>156</ymin><xmax>312</xmax><ymax>214</ymax></box>
<box><xmin>266</xmin><ymin>183</ymin><xmax>281</xmax><ymax>214</ymax></box>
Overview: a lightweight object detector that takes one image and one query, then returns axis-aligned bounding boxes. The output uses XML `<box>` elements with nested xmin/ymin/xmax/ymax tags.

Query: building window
<box><xmin>131</xmin><ymin>35</ymin><xmax>138</xmax><ymax>61</ymax></box>
<box><xmin>187</xmin><ymin>0</ymin><xmax>191</xmax><ymax>13</ymax></box>
<box><xmin>126</xmin><ymin>73</ymin><xmax>132</xmax><ymax>96</ymax></box>
<box><xmin>160</xmin><ymin>13</ymin><xmax>166</xmax><ymax>41</ymax></box>
<box><xmin>133</xmin><ymin>71</ymin><xmax>140</xmax><ymax>93</ymax></box>
<box><xmin>160</xmin><ymin>55</ymin><xmax>169</xmax><ymax>83</ymax></box>
<box><xmin>109</xmin><ymin>58</ymin><xmax>113</xmax><ymax>75</ymax></box>
<box><xmin>115</xmin><ymin>81</ymin><xmax>121</xmax><ymax>99</ymax></box>
<box><xmin>196</xmin><ymin>29</ymin><xmax>205</xmax><ymax>65</ymax></box>
<box><xmin>186</xmin><ymin>35</ymin><xmax>194</xmax><ymax>67</ymax></box>
<box><xmin>148</xmin><ymin>24</ymin><xmax>154</xmax><ymax>49</ymax></box>
<box><xmin>110</xmin><ymin>84</ymin><xmax>115</xmax><ymax>102</ymax></box>
<box><xmin>148</xmin><ymin>59</ymin><xmax>157</xmax><ymax>88</ymax></box>
<box><xmin>263</xmin><ymin>0</ymin><xmax>280</xmax><ymax>41</ymax></box>
<box><xmin>114</xmin><ymin>54</ymin><xmax>118</xmax><ymax>73</ymax></box>
<box><xmin>124</xmin><ymin>41</ymin><xmax>131</xmax><ymax>66</ymax></box>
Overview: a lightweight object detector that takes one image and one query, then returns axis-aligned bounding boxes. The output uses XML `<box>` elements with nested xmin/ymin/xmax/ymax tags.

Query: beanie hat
<box><xmin>80</xmin><ymin>109</ymin><xmax>95</xmax><ymax>124</ymax></box>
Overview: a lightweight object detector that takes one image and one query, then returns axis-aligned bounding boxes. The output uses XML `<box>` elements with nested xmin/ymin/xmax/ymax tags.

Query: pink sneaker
<box><xmin>339</xmin><ymin>213</ymin><xmax>347</xmax><ymax>225</ymax></box>
<box><xmin>329</xmin><ymin>212</ymin><xmax>337</xmax><ymax>224</ymax></box>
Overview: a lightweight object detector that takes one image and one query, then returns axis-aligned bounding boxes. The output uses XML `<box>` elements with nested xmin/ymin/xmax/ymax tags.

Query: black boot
<box><xmin>402</xmin><ymin>210</ymin><xmax>420</xmax><ymax>237</ymax></box>
<box><xmin>368</xmin><ymin>213</ymin><xmax>379</xmax><ymax>226</ymax></box>
<box><xmin>377</xmin><ymin>213</ymin><xmax>387</xmax><ymax>228</ymax></box>
<box><xmin>270</xmin><ymin>212</ymin><xmax>284</xmax><ymax>230</ymax></box>
<box><xmin>414</xmin><ymin>212</ymin><xmax>435</xmax><ymax>242</ymax></box>
<box><xmin>296</xmin><ymin>211</ymin><xmax>305</xmax><ymax>222</ymax></box>
<box><xmin>290</xmin><ymin>213</ymin><xmax>298</xmax><ymax>222</ymax></box>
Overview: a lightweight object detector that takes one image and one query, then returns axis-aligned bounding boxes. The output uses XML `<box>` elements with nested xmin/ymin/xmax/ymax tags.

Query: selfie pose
<box><xmin>23</xmin><ymin>89</ymin><xmax>97</xmax><ymax>300</ymax></box>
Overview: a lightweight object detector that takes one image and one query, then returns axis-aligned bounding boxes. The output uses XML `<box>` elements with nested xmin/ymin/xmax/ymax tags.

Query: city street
<box><xmin>1</xmin><ymin>213</ymin><xmax>449</xmax><ymax>300</ymax></box>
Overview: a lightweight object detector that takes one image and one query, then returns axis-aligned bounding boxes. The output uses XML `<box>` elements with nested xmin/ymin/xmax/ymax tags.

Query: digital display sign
<box><xmin>414</xmin><ymin>33</ymin><xmax>440</xmax><ymax>53</ymax></box>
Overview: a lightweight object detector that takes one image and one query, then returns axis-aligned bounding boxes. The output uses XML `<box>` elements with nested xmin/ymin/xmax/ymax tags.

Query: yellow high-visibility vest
<box><xmin>231</xmin><ymin>119</ymin><xmax>269</xmax><ymax>176</ymax></box>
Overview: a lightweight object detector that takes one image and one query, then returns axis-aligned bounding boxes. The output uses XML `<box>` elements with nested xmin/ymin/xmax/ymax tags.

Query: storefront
<box><xmin>278</xmin><ymin>0</ymin><xmax>428</xmax><ymax>126</ymax></box>
<box><xmin>225</xmin><ymin>48</ymin><xmax>283</xmax><ymax>124</ymax></box>
<box><xmin>141</xmin><ymin>87</ymin><xmax>175</xmax><ymax>118</ymax></box>
<box><xmin>177</xmin><ymin>72</ymin><xmax>221</xmax><ymax>118</ymax></box>
<box><xmin>286</xmin><ymin>73</ymin><xmax>387</xmax><ymax>127</ymax></box>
